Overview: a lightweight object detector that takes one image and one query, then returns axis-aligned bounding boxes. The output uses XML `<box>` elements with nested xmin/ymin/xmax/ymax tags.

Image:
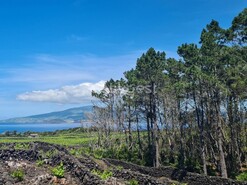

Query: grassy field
<box><xmin>0</xmin><ymin>127</ymin><xmax>146</xmax><ymax>146</ymax></box>
<box><xmin>0</xmin><ymin>128</ymin><xmax>97</xmax><ymax>146</ymax></box>
<box><xmin>0</xmin><ymin>135</ymin><xmax>94</xmax><ymax>146</ymax></box>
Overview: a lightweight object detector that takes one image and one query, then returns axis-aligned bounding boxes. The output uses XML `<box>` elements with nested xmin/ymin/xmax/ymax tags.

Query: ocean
<box><xmin>0</xmin><ymin>123</ymin><xmax>82</xmax><ymax>133</ymax></box>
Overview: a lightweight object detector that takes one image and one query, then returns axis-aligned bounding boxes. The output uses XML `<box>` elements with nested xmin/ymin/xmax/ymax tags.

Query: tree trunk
<box><xmin>136</xmin><ymin>115</ymin><xmax>143</xmax><ymax>159</ymax></box>
<box><xmin>215</xmin><ymin>92</ymin><xmax>228</xmax><ymax>178</ymax></box>
<box><xmin>193</xmin><ymin>87</ymin><xmax>207</xmax><ymax>175</ymax></box>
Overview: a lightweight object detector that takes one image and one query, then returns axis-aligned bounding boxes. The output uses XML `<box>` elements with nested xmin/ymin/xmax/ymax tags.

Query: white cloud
<box><xmin>17</xmin><ymin>81</ymin><xmax>105</xmax><ymax>104</ymax></box>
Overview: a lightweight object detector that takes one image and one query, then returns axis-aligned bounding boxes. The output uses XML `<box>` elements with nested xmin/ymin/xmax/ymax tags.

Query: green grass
<box><xmin>0</xmin><ymin>129</ymin><xmax>138</xmax><ymax>146</ymax></box>
<box><xmin>0</xmin><ymin>132</ymin><xmax>96</xmax><ymax>146</ymax></box>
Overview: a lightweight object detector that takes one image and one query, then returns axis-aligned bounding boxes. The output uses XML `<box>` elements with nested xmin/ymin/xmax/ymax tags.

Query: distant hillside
<box><xmin>0</xmin><ymin>106</ymin><xmax>93</xmax><ymax>124</ymax></box>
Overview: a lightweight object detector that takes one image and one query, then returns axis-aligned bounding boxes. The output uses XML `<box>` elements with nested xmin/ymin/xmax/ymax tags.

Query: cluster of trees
<box><xmin>90</xmin><ymin>9</ymin><xmax>247</xmax><ymax>178</ymax></box>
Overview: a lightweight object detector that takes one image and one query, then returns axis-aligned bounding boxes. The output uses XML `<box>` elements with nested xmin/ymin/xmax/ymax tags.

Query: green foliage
<box><xmin>95</xmin><ymin>144</ymin><xmax>145</xmax><ymax>165</ymax></box>
<box><xmin>79</xmin><ymin>147</ymin><xmax>91</xmax><ymax>156</ymax></box>
<box><xmin>0</xmin><ymin>144</ymin><xmax>9</xmax><ymax>150</ymax></box>
<box><xmin>0</xmin><ymin>130</ymin><xmax>96</xmax><ymax>146</ymax></box>
<box><xmin>11</xmin><ymin>169</ymin><xmax>24</xmax><ymax>181</ymax></box>
<box><xmin>185</xmin><ymin>158</ymin><xmax>202</xmax><ymax>173</ymax></box>
<box><xmin>41</xmin><ymin>149</ymin><xmax>58</xmax><ymax>158</ymax></box>
<box><xmin>36</xmin><ymin>159</ymin><xmax>44</xmax><ymax>167</ymax></box>
<box><xmin>14</xmin><ymin>143</ymin><xmax>30</xmax><ymax>150</ymax></box>
<box><xmin>236</xmin><ymin>171</ymin><xmax>247</xmax><ymax>182</ymax></box>
<box><xmin>100</xmin><ymin>170</ymin><xmax>113</xmax><ymax>180</ymax></box>
<box><xmin>51</xmin><ymin>162</ymin><xmax>65</xmax><ymax>178</ymax></box>
<box><xmin>69</xmin><ymin>148</ymin><xmax>77</xmax><ymax>155</ymax></box>
<box><xmin>116</xmin><ymin>165</ymin><xmax>123</xmax><ymax>170</ymax></box>
<box><xmin>93</xmin><ymin>148</ymin><xmax>104</xmax><ymax>159</ymax></box>
<box><xmin>127</xmin><ymin>179</ymin><xmax>139</xmax><ymax>185</ymax></box>
<box><xmin>69</xmin><ymin>148</ymin><xmax>82</xmax><ymax>156</ymax></box>
<box><xmin>91</xmin><ymin>169</ymin><xmax>113</xmax><ymax>180</ymax></box>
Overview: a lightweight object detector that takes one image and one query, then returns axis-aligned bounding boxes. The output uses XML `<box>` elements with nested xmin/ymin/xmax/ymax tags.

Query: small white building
<box><xmin>28</xmin><ymin>133</ymin><xmax>39</xmax><ymax>138</ymax></box>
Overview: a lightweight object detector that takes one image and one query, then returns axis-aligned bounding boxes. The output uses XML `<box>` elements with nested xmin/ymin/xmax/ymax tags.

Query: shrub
<box><xmin>69</xmin><ymin>148</ymin><xmax>80</xmax><ymax>156</ymax></box>
<box><xmin>41</xmin><ymin>149</ymin><xmax>58</xmax><ymax>158</ymax></box>
<box><xmin>36</xmin><ymin>159</ymin><xmax>44</xmax><ymax>167</ymax></box>
<box><xmin>236</xmin><ymin>171</ymin><xmax>247</xmax><ymax>182</ymax></box>
<box><xmin>100</xmin><ymin>170</ymin><xmax>113</xmax><ymax>180</ymax></box>
<box><xmin>127</xmin><ymin>179</ymin><xmax>139</xmax><ymax>185</ymax></box>
<box><xmin>184</xmin><ymin>157</ymin><xmax>201</xmax><ymax>173</ymax></box>
<box><xmin>14</xmin><ymin>143</ymin><xmax>29</xmax><ymax>150</ymax></box>
<box><xmin>11</xmin><ymin>169</ymin><xmax>24</xmax><ymax>181</ymax></box>
<box><xmin>51</xmin><ymin>162</ymin><xmax>65</xmax><ymax>178</ymax></box>
<box><xmin>116</xmin><ymin>165</ymin><xmax>123</xmax><ymax>170</ymax></box>
<box><xmin>93</xmin><ymin>149</ymin><xmax>104</xmax><ymax>159</ymax></box>
<box><xmin>91</xmin><ymin>169</ymin><xmax>113</xmax><ymax>180</ymax></box>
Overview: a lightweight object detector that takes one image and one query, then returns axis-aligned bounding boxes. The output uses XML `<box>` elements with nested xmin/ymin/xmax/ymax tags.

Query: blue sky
<box><xmin>0</xmin><ymin>0</ymin><xmax>246</xmax><ymax>119</ymax></box>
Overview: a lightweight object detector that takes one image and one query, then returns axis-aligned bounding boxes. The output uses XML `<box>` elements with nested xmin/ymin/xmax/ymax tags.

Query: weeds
<box><xmin>11</xmin><ymin>169</ymin><xmax>24</xmax><ymax>181</ymax></box>
<box><xmin>51</xmin><ymin>162</ymin><xmax>65</xmax><ymax>178</ymax></box>
<box><xmin>91</xmin><ymin>169</ymin><xmax>113</xmax><ymax>180</ymax></box>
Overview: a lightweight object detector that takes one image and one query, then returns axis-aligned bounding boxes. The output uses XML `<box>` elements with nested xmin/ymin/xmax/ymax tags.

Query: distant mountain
<box><xmin>0</xmin><ymin>106</ymin><xmax>93</xmax><ymax>124</ymax></box>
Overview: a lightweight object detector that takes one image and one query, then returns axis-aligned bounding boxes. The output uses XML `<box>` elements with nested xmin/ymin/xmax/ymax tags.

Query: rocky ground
<box><xmin>0</xmin><ymin>142</ymin><xmax>246</xmax><ymax>185</ymax></box>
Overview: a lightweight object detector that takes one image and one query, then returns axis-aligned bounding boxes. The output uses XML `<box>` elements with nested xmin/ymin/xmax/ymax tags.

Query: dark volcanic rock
<box><xmin>1</xmin><ymin>142</ymin><xmax>246</xmax><ymax>185</ymax></box>
<box><xmin>0</xmin><ymin>142</ymin><xmax>104</xmax><ymax>185</ymax></box>
<box><xmin>104</xmin><ymin>158</ymin><xmax>247</xmax><ymax>185</ymax></box>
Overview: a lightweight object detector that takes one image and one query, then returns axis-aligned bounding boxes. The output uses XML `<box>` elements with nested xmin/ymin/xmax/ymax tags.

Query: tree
<box><xmin>90</xmin><ymin>9</ymin><xmax>247</xmax><ymax>177</ymax></box>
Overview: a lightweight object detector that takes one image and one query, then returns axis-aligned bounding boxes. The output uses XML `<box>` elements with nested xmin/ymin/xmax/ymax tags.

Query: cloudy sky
<box><xmin>0</xmin><ymin>0</ymin><xmax>245</xmax><ymax>119</ymax></box>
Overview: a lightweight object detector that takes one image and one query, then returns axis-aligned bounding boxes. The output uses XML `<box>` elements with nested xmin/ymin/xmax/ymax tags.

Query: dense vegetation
<box><xmin>90</xmin><ymin>9</ymin><xmax>247</xmax><ymax>179</ymax></box>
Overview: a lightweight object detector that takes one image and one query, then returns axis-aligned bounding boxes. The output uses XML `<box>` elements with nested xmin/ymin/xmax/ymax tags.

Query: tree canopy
<box><xmin>91</xmin><ymin>8</ymin><xmax>247</xmax><ymax>179</ymax></box>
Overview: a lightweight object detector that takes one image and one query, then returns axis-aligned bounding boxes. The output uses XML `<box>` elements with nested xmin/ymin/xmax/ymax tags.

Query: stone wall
<box><xmin>104</xmin><ymin>158</ymin><xmax>247</xmax><ymax>185</ymax></box>
<box><xmin>1</xmin><ymin>142</ymin><xmax>246</xmax><ymax>185</ymax></box>
<box><xmin>0</xmin><ymin>142</ymin><xmax>173</xmax><ymax>185</ymax></box>
<box><xmin>0</xmin><ymin>142</ymin><xmax>103</xmax><ymax>185</ymax></box>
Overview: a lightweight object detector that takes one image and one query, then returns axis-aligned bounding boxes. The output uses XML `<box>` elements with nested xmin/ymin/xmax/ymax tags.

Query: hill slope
<box><xmin>0</xmin><ymin>106</ymin><xmax>93</xmax><ymax>124</ymax></box>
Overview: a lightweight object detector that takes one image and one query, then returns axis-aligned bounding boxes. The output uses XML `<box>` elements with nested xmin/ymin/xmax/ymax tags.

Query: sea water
<box><xmin>0</xmin><ymin>123</ymin><xmax>82</xmax><ymax>133</ymax></box>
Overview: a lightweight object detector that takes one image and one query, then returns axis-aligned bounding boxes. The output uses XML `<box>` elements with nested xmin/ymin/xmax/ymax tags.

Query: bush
<box><xmin>51</xmin><ymin>162</ymin><xmax>65</xmax><ymax>178</ymax></box>
<box><xmin>236</xmin><ymin>171</ymin><xmax>247</xmax><ymax>182</ymax></box>
<box><xmin>92</xmin><ymin>169</ymin><xmax>113</xmax><ymax>180</ymax></box>
<box><xmin>36</xmin><ymin>159</ymin><xmax>44</xmax><ymax>167</ymax></box>
<box><xmin>127</xmin><ymin>179</ymin><xmax>139</xmax><ymax>185</ymax></box>
<box><xmin>185</xmin><ymin>157</ymin><xmax>201</xmax><ymax>173</ymax></box>
<box><xmin>116</xmin><ymin>165</ymin><xmax>123</xmax><ymax>170</ymax></box>
<box><xmin>93</xmin><ymin>149</ymin><xmax>104</xmax><ymax>159</ymax></box>
<box><xmin>14</xmin><ymin>143</ymin><xmax>30</xmax><ymax>150</ymax></box>
<box><xmin>11</xmin><ymin>169</ymin><xmax>24</xmax><ymax>181</ymax></box>
<box><xmin>69</xmin><ymin>148</ymin><xmax>81</xmax><ymax>156</ymax></box>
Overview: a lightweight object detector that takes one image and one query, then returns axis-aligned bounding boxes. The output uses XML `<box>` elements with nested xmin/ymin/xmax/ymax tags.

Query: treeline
<box><xmin>90</xmin><ymin>9</ymin><xmax>247</xmax><ymax>179</ymax></box>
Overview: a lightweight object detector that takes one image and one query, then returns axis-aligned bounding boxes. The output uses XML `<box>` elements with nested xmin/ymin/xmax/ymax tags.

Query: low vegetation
<box><xmin>51</xmin><ymin>162</ymin><xmax>65</xmax><ymax>178</ymax></box>
<box><xmin>236</xmin><ymin>172</ymin><xmax>247</xmax><ymax>182</ymax></box>
<box><xmin>11</xmin><ymin>169</ymin><xmax>24</xmax><ymax>181</ymax></box>
<box><xmin>127</xmin><ymin>179</ymin><xmax>139</xmax><ymax>185</ymax></box>
<box><xmin>36</xmin><ymin>158</ymin><xmax>45</xmax><ymax>167</ymax></box>
<box><xmin>91</xmin><ymin>169</ymin><xmax>113</xmax><ymax>180</ymax></box>
<box><xmin>0</xmin><ymin>127</ymin><xmax>96</xmax><ymax>146</ymax></box>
